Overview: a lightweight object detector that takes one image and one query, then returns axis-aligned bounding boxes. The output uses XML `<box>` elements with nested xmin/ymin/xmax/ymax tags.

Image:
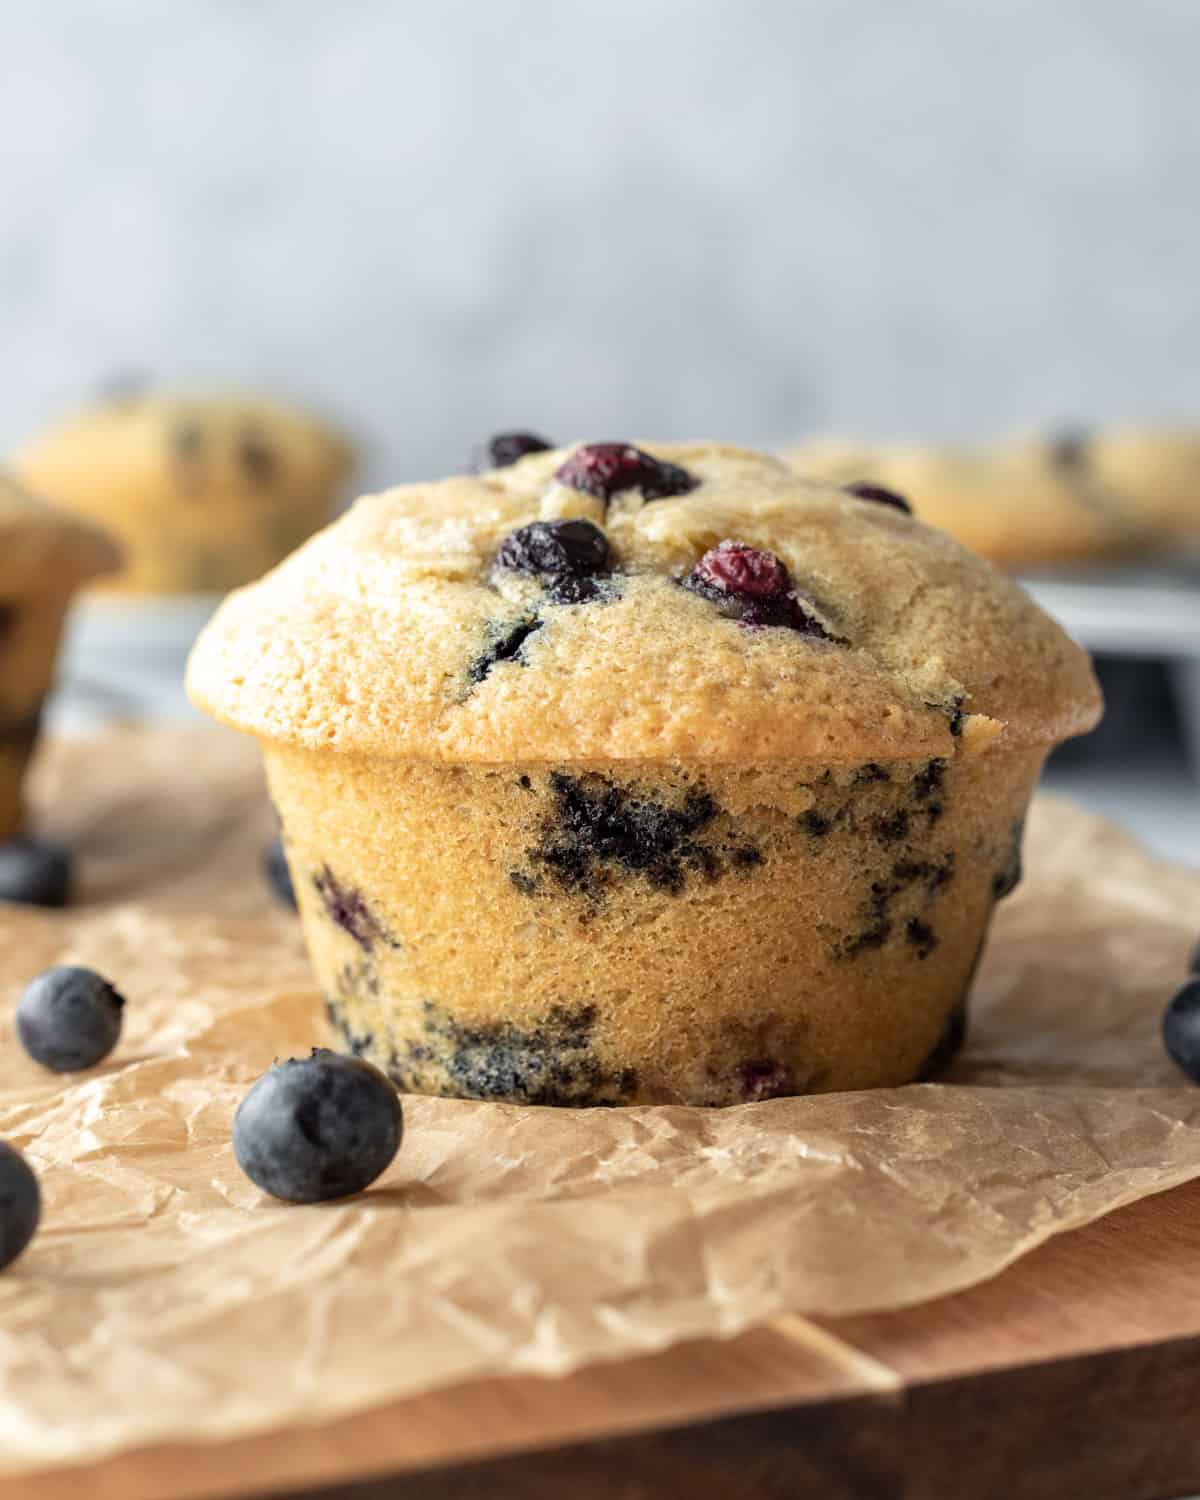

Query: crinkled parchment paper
<box><xmin>0</xmin><ymin>726</ymin><xmax>1197</xmax><ymax>1473</ymax></box>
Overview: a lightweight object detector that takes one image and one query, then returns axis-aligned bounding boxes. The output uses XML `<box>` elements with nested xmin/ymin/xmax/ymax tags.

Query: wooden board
<box><xmin>7</xmin><ymin>1176</ymin><xmax>1200</xmax><ymax>1500</ymax></box>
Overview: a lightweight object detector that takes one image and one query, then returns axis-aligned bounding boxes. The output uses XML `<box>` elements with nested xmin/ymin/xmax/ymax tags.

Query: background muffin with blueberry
<box><xmin>785</xmin><ymin>424</ymin><xmax>1200</xmax><ymax>571</ymax></box>
<box><xmin>782</xmin><ymin>433</ymin><xmax>1162</xmax><ymax>570</ymax></box>
<box><xmin>12</xmin><ymin>387</ymin><xmax>354</xmax><ymax>596</ymax></box>
<box><xmin>189</xmin><ymin>437</ymin><xmax>1100</xmax><ymax>1106</ymax></box>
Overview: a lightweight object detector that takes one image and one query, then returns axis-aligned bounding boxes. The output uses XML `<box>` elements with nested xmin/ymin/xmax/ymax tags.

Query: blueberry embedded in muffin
<box><xmin>843</xmin><ymin>481</ymin><xmax>913</xmax><ymax>515</ymax></box>
<box><xmin>496</xmin><ymin>518</ymin><xmax>617</xmax><ymax>606</ymax></box>
<box><xmin>682</xmin><ymin>540</ymin><xmax>837</xmax><ymax>637</ymax></box>
<box><xmin>554</xmin><ymin>442</ymin><xmax>698</xmax><ymax>506</ymax></box>
<box><xmin>474</xmin><ymin>431</ymin><xmax>555</xmax><ymax>471</ymax></box>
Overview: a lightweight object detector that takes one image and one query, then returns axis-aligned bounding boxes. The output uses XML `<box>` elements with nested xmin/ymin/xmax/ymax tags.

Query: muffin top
<box><xmin>783</xmin><ymin>434</ymin><xmax>1152</xmax><ymax>569</ymax></box>
<box><xmin>1081</xmin><ymin>426</ymin><xmax>1200</xmax><ymax>540</ymax></box>
<box><xmin>187</xmin><ymin>441</ymin><xmax>1101</xmax><ymax>764</ymax></box>
<box><xmin>0</xmin><ymin>469</ymin><xmax>121</xmax><ymax>595</ymax></box>
<box><xmin>12</xmin><ymin>388</ymin><xmax>353</xmax><ymax>594</ymax></box>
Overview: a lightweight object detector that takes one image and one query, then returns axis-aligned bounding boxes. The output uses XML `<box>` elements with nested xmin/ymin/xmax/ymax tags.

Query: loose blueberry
<box><xmin>17</xmin><ymin>966</ymin><xmax>125</xmax><ymax>1072</ymax></box>
<box><xmin>0</xmin><ymin>1143</ymin><xmax>39</xmax><ymax>1270</ymax></box>
<box><xmin>844</xmin><ymin>481</ymin><xmax>913</xmax><ymax>515</ymax></box>
<box><xmin>496</xmin><ymin>519</ymin><xmax>612</xmax><ymax>581</ymax></box>
<box><xmin>554</xmin><ymin>443</ymin><xmax>697</xmax><ymax>505</ymax></box>
<box><xmin>232</xmin><ymin>1048</ymin><xmax>403</xmax><ymax>1203</ymax></box>
<box><xmin>1163</xmin><ymin>979</ymin><xmax>1200</xmax><ymax>1083</ymax></box>
<box><xmin>0</xmin><ymin>839</ymin><xmax>72</xmax><ymax>908</ymax></box>
<box><xmin>264</xmin><ymin>838</ymin><xmax>297</xmax><ymax>910</ymax></box>
<box><xmin>476</xmin><ymin>431</ymin><xmax>554</xmax><ymax>470</ymax></box>
<box><xmin>683</xmin><ymin>541</ymin><xmax>832</xmax><ymax>638</ymax></box>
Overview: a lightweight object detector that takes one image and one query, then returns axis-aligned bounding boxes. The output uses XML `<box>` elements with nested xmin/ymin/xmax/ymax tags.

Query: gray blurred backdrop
<box><xmin>2</xmin><ymin>0</ymin><xmax>1199</xmax><ymax>488</ymax></box>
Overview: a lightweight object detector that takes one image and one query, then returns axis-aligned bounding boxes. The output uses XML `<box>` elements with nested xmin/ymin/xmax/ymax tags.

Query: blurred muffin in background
<box><xmin>783</xmin><ymin>434</ymin><xmax>1156</xmax><ymax>571</ymax></box>
<box><xmin>0</xmin><ymin>471</ymin><xmax>120</xmax><ymax>835</ymax></box>
<box><xmin>12</xmin><ymin>388</ymin><xmax>354</xmax><ymax>596</ymax></box>
<box><xmin>1081</xmin><ymin>427</ymin><xmax>1200</xmax><ymax>549</ymax></box>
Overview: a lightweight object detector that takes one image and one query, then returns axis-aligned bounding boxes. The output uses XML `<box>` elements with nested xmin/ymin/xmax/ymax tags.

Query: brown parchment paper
<box><xmin>0</xmin><ymin>726</ymin><xmax>1198</xmax><ymax>1473</ymax></box>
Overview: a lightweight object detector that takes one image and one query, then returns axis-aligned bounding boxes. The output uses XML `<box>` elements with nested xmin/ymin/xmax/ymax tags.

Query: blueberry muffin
<box><xmin>13</xmin><ymin>388</ymin><xmax>353</xmax><ymax>596</ymax></box>
<box><xmin>0</xmin><ymin>471</ymin><xmax>121</xmax><ymax>837</ymax></box>
<box><xmin>188</xmin><ymin>440</ymin><xmax>1101</xmax><ymax>1105</ymax></box>
<box><xmin>1077</xmin><ymin>427</ymin><xmax>1200</xmax><ymax>549</ymax></box>
<box><xmin>784</xmin><ymin>436</ymin><xmax>1153</xmax><ymax>570</ymax></box>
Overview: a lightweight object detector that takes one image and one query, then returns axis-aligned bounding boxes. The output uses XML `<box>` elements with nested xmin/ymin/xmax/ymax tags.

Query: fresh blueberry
<box><xmin>17</xmin><ymin>966</ymin><xmax>125</xmax><ymax>1072</ymax></box>
<box><xmin>683</xmin><ymin>541</ymin><xmax>832</xmax><ymax>638</ymax></box>
<box><xmin>476</xmin><ymin>431</ymin><xmax>554</xmax><ymax>470</ymax></box>
<box><xmin>554</xmin><ymin>443</ymin><xmax>697</xmax><ymax>505</ymax></box>
<box><xmin>496</xmin><ymin>519</ymin><xmax>612</xmax><ymax>582</ymax></box>
<box><xmin>0</xmin><ymin>838</ymin><xmax>72</xmax><ymax>908</ymax></box>
<box><xmin>232</xmin><ymin>1048</ymin><xmax>403</xmax><ymax>1203</ymax></box>
<box><xmin>844</xmin><ymin>481</ymin><xmax>913</xmax><ymax>515</ymax></box>
<box><xmin>264</xmin><ymin>838</ymin><xmax>297</xmax><ymax>910</ymax></box>
<box><xmin>0</xmin><ymin>1143</ymin><xmax>39</xmax><ymax>1271</ymax></box>
<box><xmin>689</xmin><ymin>539</ymin><xmax>791</xmax><ymax>600</ymax></box>
<box><xmin>1164</xmin><ymin>979</ymin><xmax>1200</xmax><ymax>1083</ymax></box>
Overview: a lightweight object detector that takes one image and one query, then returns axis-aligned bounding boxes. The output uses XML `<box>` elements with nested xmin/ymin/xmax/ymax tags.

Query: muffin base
<box><xmin>264</xmin><ymin>746</ymin><xmax>1040</xmax><ymax>1106</ymax></box>
<box><xmin>0</xmin><ymin>594</ymin><xmax>71</xmax><ymax>840</ymax></box>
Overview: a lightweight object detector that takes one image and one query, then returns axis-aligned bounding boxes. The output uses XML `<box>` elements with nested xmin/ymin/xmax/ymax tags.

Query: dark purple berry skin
<box><xmin>683</xmin><ymin>541</ymin><xmax>831</xmax><ymax>638</ymax></box>
<box><xmin>690</xmin><ymin>540</ymin><xmax>790</xmax><ymax>599</ymax></box>
<box><xmin>17</xmin><ymin>966</ymin><xmax>125</xmax><ymax>1072</ymax></box>
<box><xmin>313</xmin><ymin>867</ymin><xmax>395</xmax><ymax>952</ymax></box>
<box><xmin>1164</xmin><ymin>979</ymin><xmax>1200</xmax><ymax>1083</ymax></box>
<box><xmin>476</xmin><ymin>431</ymin><xmax>554</xmax><ymax>471</ymax></box>
<box><xmin>554</xmin><ymin>443</ymin><xmax>698</xmax><ymax>504</ymax></box>
<box><xmin>496</xmin><ymin>519</ymin><xmax>612</xmax><ymax>581</ymax></box>
<box><xmin>737</xmin><ymin>1060</ymin><xmax>793</xmax><ymax>1103</ymax></box>
<box><xmin>0</xmin><ymin>1143</ymin><xmax>39</xmax><ymax>1270</ymax></box>
<box><xmin>844</xmin><ymin>481</ymin><xmax>912</xmax><ymax>515</ymax></box>
<box><xmin>232</xmin><ymin>1049</ymin><xmax>403</xmax><ymax>1203</ymax></box>
<box><xmin>0</xmin><ymin>838</ymin><xmax>72</xmax><ymax>908</ymax></box>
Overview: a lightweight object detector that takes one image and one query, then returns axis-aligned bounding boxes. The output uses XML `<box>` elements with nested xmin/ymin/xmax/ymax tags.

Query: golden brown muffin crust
<box><xmin>188</xmin><ymin>442</ymin><xmax>1100</xmax><ymax>763</ymax></box>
